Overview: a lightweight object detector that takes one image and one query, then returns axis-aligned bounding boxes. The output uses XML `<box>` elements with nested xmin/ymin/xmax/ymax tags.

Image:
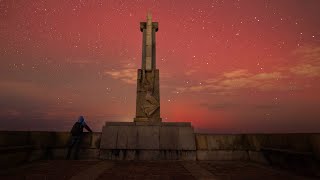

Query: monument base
<box><xmin>99</xmin><ymin>121</ymin><xmax>196</xmax><ymax>160</ymax></box>
<box><xmin>133</xmin><ymin>117</ymin><xmax>162</xmax><ymax>123</ymax></box>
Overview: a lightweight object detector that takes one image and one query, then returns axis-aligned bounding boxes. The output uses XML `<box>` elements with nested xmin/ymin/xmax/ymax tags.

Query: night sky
<box><xmin>1</xmin><ymin>0</ymin><xmax>320</xmax><ymax>133</ymax></box>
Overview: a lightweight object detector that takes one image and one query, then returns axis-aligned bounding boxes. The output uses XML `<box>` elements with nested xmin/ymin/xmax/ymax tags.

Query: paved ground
<box><xmin>0</xmin><ymin>160</ymin><xmax>316</xmax><ymax>180</ymax></box>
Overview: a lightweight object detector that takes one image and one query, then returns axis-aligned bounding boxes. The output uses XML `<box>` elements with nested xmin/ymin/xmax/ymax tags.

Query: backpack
<box><xmin>71</xmin><ymin>122</ymin><xmax>83</xmax><ymax>136</ymax></box>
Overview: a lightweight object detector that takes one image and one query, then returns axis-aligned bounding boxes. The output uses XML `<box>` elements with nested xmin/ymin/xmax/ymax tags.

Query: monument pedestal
<box><xmin>99</xmin><ymin>122</ymin><xmax>196</xmax><ymax>160</ymax></box>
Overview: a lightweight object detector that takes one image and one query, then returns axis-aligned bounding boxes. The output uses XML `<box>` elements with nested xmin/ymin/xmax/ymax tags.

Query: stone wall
<box><xmin>99</xmin><ymin>122</ymin><xmax>196</xmax><ymax>160</ymax></box>
<box><xmin>0</xmin><ymin>131</ymin><xmax>101</xmax><ymax>169</ymax></box>
<box><xmin>195</xmin><ymin>133</ymin><xmax>320</xmax><ymax>161</ymax></box>
<box><xmin>1</xmin><ymin>131</ymin><xmax>319</xmax><ymax>170</ymax></box>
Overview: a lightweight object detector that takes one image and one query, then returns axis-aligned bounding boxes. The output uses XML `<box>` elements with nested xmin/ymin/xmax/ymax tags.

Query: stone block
<box><xmin>159</xmin><ymin>150</ymin><xmax>179</xmax><ymax>160</ymax></box>
<box><xmin>178</xmin><ymin>127</ymin><xmax>196</xmax><ymax>150</ymax></box>
<box><xmin>161</xmin><ymin>122</ymin><xmax>191</xmax><ymax>127</ymax></box>
<box><xmin>196</xmin><ymin>150</ymin><xmax>249</xmax><ymax>161</ymax></box>
<box><xmin>159</xmin><ymin>126</ymin><xmax>179</xmax><ymax>150</ymax></box>
<box><xmin>91</xmin><ymin>133</ymin><xmax>101</xmax><ymax>149</ymax></box>
<box><xmin>126</xmin><ymin>127</ymin><xmax>138</xmax><ymax>149</ymax></box>
<box><xmin>135</xmin><ymin>121</ymin><xmax>162</xmax><ymax>126</ymax></box>
<box><xmin>0</xmin><ymin>131</ymin><xmax>30</xmax><ymax>147</ymax></box>
<box><xmin>248</xmin><ymin>151</ymin><xmax>269</xmax><ymax>164</ymax></box>
<box><xmin>246</xmin><ymin>135</ymin><xmax>266</xmax><ymax>151</ymax></box>
<box><xmin>311</xmin><ymin>134</ymin><xmax>320</xmax><ymax>160</ymax></box>
<box><xmin>105</xmin><ymin>122</ymin><xmax>134</xmax><ymax>126</ymax></box>
<box><xmin>99</xmin><ymin>149</ymin><xmax>137</xmax><ymax>160</ymax></box>
<box><xmin>180</xmin><ymin>151</ymin><xmax>197</xmax><ymax>160</ymax></box>
<box><xmin>137</xmin><ymin>126</ymin><xmax>159</xmax><ymax>149</ymax></box>
<box><xmin>116</xmin><ymin>126</ymin><xmax>130</xmax><ymax>149</ymax></box>
<box><xmin>54</xmin><ymin>132</ymin><xmax>70</xmax><ymax>147</ymax></box>
<box><xmin>124</xmin><ymin>150</ymin><xmax>136</xmax><ymax>160</ymax></box>
<box><xmin>28</xmin><ymin>149</ymin><xmax>46</xmax><ymax>161</ymax></box>
<box><xmin>29</xmin><ymin>132</ymin><xmax>54</xmax><ymax>148</ymax></box>
<box><xmin>137</xmin><ymin>150</ymin><xmax>160</xmax><ymax>160</ymax></box>
<box><xmin>195</xmin><ymin>134</ymin><xmax>208</xmax><ymax>150</ymax></box>
<box><xmin>206</xmin><ymin>135</ymin><xmax>248</xmax><ymax>150</ymax></box>
<box><xmin>100</xmin><ymin>125</ymin><xmax>118</xmax><ymax>149</ymax></box>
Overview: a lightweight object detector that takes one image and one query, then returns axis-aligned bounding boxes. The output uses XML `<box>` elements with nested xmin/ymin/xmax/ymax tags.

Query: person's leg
<box><xmin>73</xmin><ymin>136</ymin><xmax>82</xmax><ymax>160</ymax></box>
<box><xmin>66</xmin><ymin>136</ymin><xmax>76</xmax><ymax>160</ymax></box>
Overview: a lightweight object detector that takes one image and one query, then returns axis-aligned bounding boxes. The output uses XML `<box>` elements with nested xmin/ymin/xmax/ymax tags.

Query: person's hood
<box><xmin>77</xmin><ymin>116</ymin><xmax>85</xmax><ymax>124</ymax></box>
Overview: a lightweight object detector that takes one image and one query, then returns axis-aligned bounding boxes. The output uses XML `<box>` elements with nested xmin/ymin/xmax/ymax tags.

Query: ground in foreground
<box><xmin>0</xmin><ymin>160</ymin><xmax>315</xmax><ymax>180</ymax></box>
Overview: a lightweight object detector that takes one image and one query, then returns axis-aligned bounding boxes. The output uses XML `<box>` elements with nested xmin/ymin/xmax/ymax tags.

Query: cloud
<box><xmin>290</xmin><ymin>64</ymin><xmax>320</xmax><ymax>77</ymax></box>
<box><xmin>288</xmin><ymin>46</ymin><xmax>320</xmax><ymax>77</ymax></box>
<box><xmin>185</xmin><ymin>69</ymin><xmax>198</xmax><ymax>76</ymax></box>
<box><xmin>223</xmin><ymin>69</ymin><xmax>249</xmax><ymax>78</ymax></box>
<box><xmin>176</xmin><ymin>70</ymin><xmax>285</xmax><ymax>95</ymax></box>
<box><xmin>175</xmin><ymin>46</ymin><xmax>320</xmax><ymax>95</ymax></box>
<box><xmin>104</xmin><ymin>68</ymin><xmax>137</xmax><ymax>84</ymax></box>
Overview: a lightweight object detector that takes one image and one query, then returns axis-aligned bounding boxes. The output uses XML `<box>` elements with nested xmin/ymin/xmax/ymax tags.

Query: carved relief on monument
<box><xmin>140</xmin><ymin>73</ymin><xmax>160</xmax><ymax>117</ymax></box>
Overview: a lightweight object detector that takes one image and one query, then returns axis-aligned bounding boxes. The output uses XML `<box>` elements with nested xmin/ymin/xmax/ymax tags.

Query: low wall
<box><xmin>195</xmin><ymin>134</ymin><xmax>320</xmax><ymax>161</ymax></box>
<box><xmin>0</xmin><ymin>131</ymin><xmax>101</xmax><ymax>169</ymax></box>
<box><xmin>1</xmin><ymin>131</ymin><xmax>319</xmax><ymax>171</ymax></box>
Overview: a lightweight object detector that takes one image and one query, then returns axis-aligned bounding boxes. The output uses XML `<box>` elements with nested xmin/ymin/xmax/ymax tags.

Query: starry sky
<box><xmin>1</xmin><ymin>0</ymin><xmax>320</xmax><ymax>133</ymax></box>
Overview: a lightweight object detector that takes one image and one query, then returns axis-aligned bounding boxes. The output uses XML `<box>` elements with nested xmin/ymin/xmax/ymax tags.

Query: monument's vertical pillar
<box><xmin>100</xmin><ymin>13</ymin><xmax>196</xmax><ymax>161</ymax></box>
<box><xmin>134</xmin><ymin>13</ymin><xmax>161</xmax><ymax>123</ymax></box>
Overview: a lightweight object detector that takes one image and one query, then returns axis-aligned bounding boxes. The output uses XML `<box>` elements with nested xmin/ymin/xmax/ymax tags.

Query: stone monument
<box><xmin>99</xmin><ymin>13</ymin><xmax>196</xmax><ymax>160</ymax></box>
<box><xmin>134</xmin><ymin>12</ymin><xmax>161</xmax><ymax>123</ymax></box>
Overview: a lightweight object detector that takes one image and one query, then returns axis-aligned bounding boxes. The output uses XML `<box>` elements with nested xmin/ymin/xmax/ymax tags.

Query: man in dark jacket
<box><xmin>66</xmin><ymin>116</ymin><xmax>93</xmax><ymax>160</ymax></box>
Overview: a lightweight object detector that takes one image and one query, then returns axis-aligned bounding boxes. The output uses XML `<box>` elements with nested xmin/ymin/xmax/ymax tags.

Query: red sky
<box><xmin>0</xmin><ymin>0</ymin><xmax>320</xmax><ymax>133</ymax></box>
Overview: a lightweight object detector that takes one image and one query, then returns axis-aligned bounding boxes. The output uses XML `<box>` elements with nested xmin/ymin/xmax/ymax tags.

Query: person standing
<box><xmin>66</xmin><ymin>116</ymin><xmax>93</xmax><ymax>160</ymax></box>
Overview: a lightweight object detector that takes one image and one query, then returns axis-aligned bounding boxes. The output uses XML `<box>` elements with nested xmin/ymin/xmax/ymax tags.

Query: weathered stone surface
<box><xmin>100</xmin><ymin>122</ymin><xmax>195</xmax><ymax>153</ymax></box>
<box><xmin>54</xmin><ymin>132</ymin><xmax>70</xmax><ymax>147</ymax></box>
<box><xmin>178</xmin><ymin>126</ymin><xmax>196</xmax><ymax>150</ymax></box>
<box><xmin>126</xmin><ymin>126</ymin><xmax>138</xmax><ymax>149</ymax></box>
<box><xmin>195</xmin><ymin>134</ymin><xmax>208</xmax><ymax>150</ymax></box>
<box><xmin>116</xmin><ymin>126</ymin><xmax>130</xmax><ymax>149</ymax></box>
<box><xmin>159</xmin><ymin>150</ymin><xmax>179</xmax><ymax>160</ymax></box>
<box><xmin>100</xmin><ymin>125</ymin><xmax>118</xmax><ymax>149</ymax></box>
<box><xmin>29</xmin><ymin>132</ymin><xmax>54</xmax><ymax>147</ymax></box>
<box><xmin>91</xmin><ymin>133</ymin><xmax>101</xmax><ymax>149</ymax></box>
<box><xmin>161</xmin><ymin>122</ymin><xmax>192</xmax><ymax>127</ymax></box>
<box><xmin>248</xmin><ymin>151</ymin><xmax>269</xmax><ymax>164</ymax></box>
<box><xmin>197</xmin><ymin>150</ymin><xmax>249</xmax><ymax>161</ymax></box>
<box><xmin>311</xmin><ymin>134</ymin><xmax>320</xmax><ymax>160</ymax></box>
<box><xmin>105</xmin><ymin>122</ymin><xmax>134</xmax><ymax>126</ymax></box>
<box><xmin>180</xmin><ymin>151</ymin><xmax>197</xmax><ymax>160</ymax></box>
<box><xmin>181</xmin><ymin>162</ymin><xmax>217</xmax><ymax>179</ymax></box>
<box><xmin>69</xmin><ymin>161</ymin><xmax>115</xmax><ymax>180</ymax></box>
<box><xmin>137</xmin><ymin>150</ymin><xmax>160</xmax><ymax>160</ymax></box>
<box><xmin>246</xmin><ymin>135</ymin><xmax>266</xmax><ymax>151</ymax></box>
<box><xmin>0</xmin><ymin>131</ymin><xmax>29</xmax><ymax>146</ymax></box>
<box><xmin>206</xmin><ymin>135</ymin><xmax>248</xmax><ymax>150</ymax></box>
<box><xmin>135</xmin><ymin>70</ymin><xmax>161</xmax><ymax>123</ymax></box>
<box><xmin>137</xmin><ymin>126</ymin><xmax>159</xmax><ymax>149</ymax></box>
<box><xmin>160</xmin><ymin>126</ymin><xmax>179</xmax><ymax>150</ymax></box>
<box><xmin>135</xmin><ymin>121</ymin><xmax>162</xmax><ymax>126</ymax></box>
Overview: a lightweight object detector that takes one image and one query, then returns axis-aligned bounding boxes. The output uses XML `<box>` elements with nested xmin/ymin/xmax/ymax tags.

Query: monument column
<box><xmin>100</xmin><ymin>13</ymin><xmax>196</xmax><ymax>160</ymax></box>
<box><xmin>134</xmin><ymin>13</ymin><xmax>161</xmax><ymax>123</ymax></box>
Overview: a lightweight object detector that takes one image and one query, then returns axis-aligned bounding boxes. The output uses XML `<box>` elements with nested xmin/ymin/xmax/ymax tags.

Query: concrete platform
<box><xmin>0</xmin><ymin>160</ymin><xmax>315</xmax><ymax>180</ymax></box>
<box><xmin>100</xmin><ymin>122</ymin><xmax>196</xmax><ymax>160</ymax></box>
